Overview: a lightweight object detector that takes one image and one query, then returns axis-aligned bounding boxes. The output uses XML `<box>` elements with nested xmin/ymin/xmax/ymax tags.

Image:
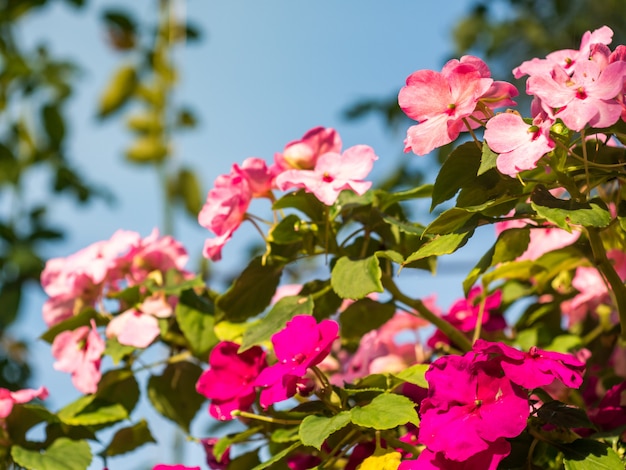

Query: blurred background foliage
<box><xmin>0</xmin><ymin>0</ymin><xmax>623</xmax><ymax>392</ymax></box>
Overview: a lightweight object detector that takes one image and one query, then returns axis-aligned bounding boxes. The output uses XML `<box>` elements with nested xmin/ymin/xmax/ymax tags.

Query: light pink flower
<box><xmin>275</xmin><ymin>145</ymin><xmax>377</xmax><ymax>205</ymax></box>
<box><xmin>233</xmin><ymin>157</ymin><xmax>278</xmax><ymax>198</ymax></box>
<box><xmin>52</xmin><ymin>320</ymin><xmax>105</xmax><ymax>394</ymax></box>
<box><xmin>0</xmin><ymin>386</ymin><xmax>49</xmax><ymax>419</ymax></box>
<box><xmin>485</xmin><ymin>112</ymin><xmax>555</xmax><ymax>176</ymax></box>
<box><xmin>196</xmin><ymin>341</ymin><xmax>267</xmax><ymax>421</ymax></box>
<box><xmin>399</xmin><ymin>56</ymin><xmax>517</xmax><ymax>156</ymax></box>
<box><xmin>275</xmin><ymin>127</ymin><xmax>342</xmax><ymax>171</ymax></box>
<box><xmin>198</xmin><ymin>172</ymin><xmax>252</xmax><ymax>261</ymax></box>
<box><xmin>255</xmin><ymin>315</ymin><xmax>338</xmax><ymax>407</ymax></box>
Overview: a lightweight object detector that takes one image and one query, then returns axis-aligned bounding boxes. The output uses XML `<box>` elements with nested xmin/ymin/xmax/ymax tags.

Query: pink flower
<box><xmin>0</xmin><ymin>386</ymin><xmax>48</xmax><ymax>419</ymax></box>
<box><xmin>202</xmin><ymin>438</ymin><xmax>230</xmax><ymax>470</ymax></box>
<box><xmin>399</xmin><ymin>56</ymin><xmax>517</xmax><ymax>156</ymax></box>
<box><xmin>427</xmin><ymin>287</ymin><xmax>505</xmax><ymax>349</ymax></box>
<box><xmin>275</xmin><ymin>127</ymin><xmax>342</xmax><ymax>170</ymax></box>
<box><xmin>51</xmin><ymin>320</ymin><xmax>105</xmax><ymax>394</ymax></box>
<box><xmin>196</xmin><ymin>341</ymin><xmax>267</xmax><ymax>421</ymax></box>
<box><xmin>527</xmin><ymin>59</ymin><xmax>626</xmax><ymax>131</ymax></box>
<box><xmin>473</xmin><ymin>339</ymin><xmax>586</xmax><ymax>389</ymax></box>
<box><xmin>485</xmin><ymin>112</ymin><xmax>555</xmax><ymax>176</ymax></box>
<box><xmin>198</xmin><ymin>172</ymin><xmax>252</xmax><ymax>261</ymax></box>
<box><xmin>275</xmin><ymin>145</ymin><xmax>377</xmax><ymax>206</ymax></box>
<box><xmin>418</xmin><ymin>353</ymin><xmax>528</xmax><ymax>462</ymax></box>
<box><xmin>255</xmin><ymin>315</ymin><xmax>338</xmax><ymax>408</ymax></box>
<box><xmin>153</xmin><ymin>466</ymin><xmax>200</xmax><ymax>470</ymax></box>
<box><xmin>400</xmin><ymin>438</ymin><xmax>511</xmax><ymax>470</ymax></box>
<box><xmin>233</xmin><ymin>157</ymin><xmax>278</xmax><ymax>198</ymax></box>
<box><xmin>589</xmin><ymin>381</ymin><xmax>626</xmax><ymax>431</ymax></box>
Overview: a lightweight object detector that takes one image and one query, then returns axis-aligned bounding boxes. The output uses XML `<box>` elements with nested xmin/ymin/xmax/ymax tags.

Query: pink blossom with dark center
<box><xmin>418</xmin><ymin>353</ymin><xmax>528</xmax><ymax>462</ymax></box>
<box><xmin>255</xmin><ymin>315</ymin><xmax>338</xmax><ymax>408</ymax></box>
<box><xmin>473</xmin><ymin>339</ymin><xmax>586</xmax><ymax>389</ymax></box>
<box><xmin>275</xmin><ymin>145</ymin><xmax>377</xmax><ymax>206</ymax></box>
<box><xmin>196</xmin><ymin>341</ymin><xmax>267</xmax><ymax>421</ymax></box>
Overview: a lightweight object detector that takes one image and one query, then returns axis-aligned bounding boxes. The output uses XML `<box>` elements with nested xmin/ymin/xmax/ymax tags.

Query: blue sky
<box><xmin>16</xmin><ymin>0</ymin><xmax>490</xmax><ymax>467</ymax></box>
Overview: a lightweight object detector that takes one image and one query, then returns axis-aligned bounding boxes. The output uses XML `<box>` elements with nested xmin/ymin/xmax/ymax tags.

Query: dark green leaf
<box><xmin>431</xmin><ymin>142</ymin><xmax>481</xmax><ymax>209</ymax></box>
<box><xmin>537</xmin><ymin>401</ymin><xmax>595</xmax><ymax>430</ymax></box>
<box><xmin>267</xmin><ymin>214</ymin><xmax>304</xmax><ymax>245</ymax></box>
<box><xmin>216</xmin><ymin>257</ymin><xmax>283</xmax><ymax>322</ymax></box>
<box><xmin>147</xmin><ymin>361</ymin><xmax>204</xmax><ymax>433</ymax></box>
<box><xmin>104</xmin><ymin>420</ymin><xmax>156</xmax><ymax>457</ymax></box>
<box><xmin>340</xmin><ymin>299</ymin><xmax>395</xmax><ymax>345</ymax></box>
<box><xmin>176</xmin><ymin>289</ymin><xmax>219</xmax><ymax>359</ymax></box>
<box><xmin>96</xmin><ymin>369</ymin><xmax>140</xmax><ymax>414</ymax></box>
<box><xmin>531</xmin><ymin>186</ymin><xmax>611</xmax><ymax>229</ymax></box>
<box><xmin>250</xmin><ymin>442</ymin><xmax>301</xmax><ymax>470</ymax></box>
<box><xmin>402</xmin><ymin>231</ymin><xmax>472</xmax><ymax>266</ymax></box>
<box><xmin>273</xmin><ymin>190</ymin><xmax>325</xmax><ymax>221</ymax></box>
<box><xmin>40</xmin><ymin>308</ymin><xmax>107</xmax><ymax>343</ymax></box>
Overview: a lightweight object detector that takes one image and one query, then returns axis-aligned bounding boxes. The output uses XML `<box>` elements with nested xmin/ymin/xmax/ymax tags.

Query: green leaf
<box><xmin>392</xmin><ymin>364</ymin><xmax>429</xmax><ymax>389</ymax></box>
<box><xmin>536</xmin><ymin>401</ymin><xmax>594</xmax><ymax>430</ymax></box>
<box><xmin>339</xmin><ymin>299</ymin><xmax>395</xmax><ymax>344</ymax></box>
<box><xmin>492</xmin><ymin>227</ymin><xmax>531</xmax><ymax>264</ymax></box>
<box><xmin>42</xmin><ymin>104</ymin><xmax>65</xmax><ymax>148</ymax></box>
<box><xmin>376</xmin><ymin>184</ymin><xmax>433</xmax><ymax>210</ymax></box>
<box><xmin>103</xmin><ymin>420</ymin><xmax>156</xmax><ymax>457</ymax></box>
<box><xmin>273</xmin><ymin>190</ymin><xmax>325</xmax><ymax>221</ymax></box>
<box><xmin>57</xmin><ymin>396</ymin><xmax>127</xmax><ymax>426</ymax></box>
<box><xmin>214</xmin><ymin>426</ymin><xmax>263</xmax><ymax>461</ymax></box>
<box><xmin>271</xmin><ymin>427</ymin><xmax>300</xmax><ymax>443</ymax></box>
<box><xmin>216</xmin><ymin>257</ymin><xmax>283</xmax><ymax>322</ymax></box>
<box><xmin>350</xmin><ymin>393</ymin><xmax>419</xmax><ymax>430</ymax></box>
<box><xmin>403</xmin><ymin>231</ymin><xmax>472</xmax><ymax>266</ymax></box>
<box><xmin>299</xmin><ymin>412</ymin><xmax>352</xmax><ymax>450</ymax></box>
<box><xmin>96</xmin><ymin>369</ymin><xmax>140</xmax><ymax>414</ymax></box>
<box><xmin>331</xmin><ymin>255</ymin><xmax>383</xmax><ymax>300</ymax></box>
<box><xmin>97</xmin><ymin>65</ymin><xmax>137</xmax><ymax>118</ymax></box>
<box><xmin>177</xmin><ymin>168</ymin><xmax>203</xmax><ymax>217</ymax></box>
<box><xmin>267</xmin><ymin>214</ymin><xmax>304</xmax><ymax>245</ymax></box>
<box><xmin>562</xmin><ymin>439</ymin><xmax>624</xmax><ymax>470</ymax></box>
<box><xmin>478</xmin><ymin>142</ymin><xmax>498</xmax><ymax>175</ymax></box>
<box><xmin>125</xmin><ymin>136</ymin><xmax>168</xmax><ymax>163</ymax></box>
<box><xmin>431</xmin><ymin>142</ymin><xmax>481</xmax><ymax>209</ymax></box>
<box><xmin>11</xmin><ymin>438</ymin><xmax>92</xmax><ymax>470</ymax></box>
<box><xmin>240</xmin><ymin>295</ymin><xmax>314</xmax><ymax>352</ymax></box>
<box><xmin>104</xmin><ymin>337</ymin><xmax>136</xmax><ymax>365</ymax></box>
<box><xmin>424</xmin><ymin>208</ymin><xmax>477</xmax><ymax>235</ymax></box>
<box><xmin>176</xmin><ymin>289</ymin><xmax>219</xmax><ymax>359</ymax></box>
<box><xmin>6</xmin><ymin>404</ymin><xmax>60</xmax><ymax>444</ymax></box>
<box><xmin>147</xmin><ymin>361</ymin><xmax>204</xmax><ymax>433</ymax></box>
<box><xmin>531</xmin><ymin>186</ymin><xmax>611</xmax><ymax>230</ymax></box>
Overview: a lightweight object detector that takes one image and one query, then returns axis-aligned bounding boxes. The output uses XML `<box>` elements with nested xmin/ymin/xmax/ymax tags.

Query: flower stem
<box><xmin>231</xmin><ymin>410</ymin><xmax>302</xmax><ymax>425</ymax></box>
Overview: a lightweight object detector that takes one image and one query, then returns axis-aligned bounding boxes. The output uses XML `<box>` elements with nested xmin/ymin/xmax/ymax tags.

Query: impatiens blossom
<box><xmin>275</xmin><ymin>145</ymin><xmax>377</xmax><ymax>206</ymax></box>
<box><xmin>0</xmin><ymin>386</ymin><xmax>48</xmax><ymax>419</ymax></box>
<box><xmin>473</xmin><ymin>339</ymin><xmax>586</xmax><ymax>389</ymax></box>
<box><xmin>232</xmin><ymin>157</ymin><xmax>278</xmax><ymax>198</ymax></box>
<box><xmin>399</xmin><ymin>55</ymin><xmax>517</xmax><ymax>156</ymax></box>
<box><xmin>274</xmin><ymin>126</ymin><xmax>342</xmax><ymax>170</ymax></box>
<box><xmin>51</xmin><ymin>320</ymin><xmax>105</xmax><ymax>394</ymax></box>
<box><xmin>588</xmin><ymin>381</ymin><xmax>626</xmax><ymax>431</ymax></box>
<box><xmin>255</xmin><ymin>315</ymin><xmax>339</xmax><ymax>408</ymax></box>
<box><xmin>401</xmin><ymin>438</ymin><xmax>511</xmax><ymax>470</ymax></box>
<box><xmin>198</xmin><ymin>171</ymin><xmax>252</xmax><ymax>261</ymax></box>
<box><xmin>418</xmin><ymin>352</ymin><xmax>529</xmax><ymax>462</ymax></box>
<box><xmin>202</xmin><ymin>438</ymin><xmax>230</xmax><ymax>470</ymax></box>
<box><xmin>427</xmin><ymin>287</ymin><xmax>504</xmax><ymax>349</ymax></box>
<box><xmin>485</xmin><ymin>111</ymin><xmax>555</xmax><ymax>176</ymax></box>
<box><xmin>153</xmin><ymin>465</ymin><xmax>200</xmax><ymax>470</ymax></box>
<box><xmin>196</xmin><ymin>341</ymin><xmax>267</xmax><ymax>421</ymax></box>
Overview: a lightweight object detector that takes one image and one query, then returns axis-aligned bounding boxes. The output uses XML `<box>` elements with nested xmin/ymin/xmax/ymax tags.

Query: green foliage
<box><xmin>331</xmin><ymin>255</ymin><xmax>384</xmax><ymax>300</ymax></box>
<box><xmin>11</xmin><ymin>438</ymin><xmax>92</xmax><ymax>470</ymax></box>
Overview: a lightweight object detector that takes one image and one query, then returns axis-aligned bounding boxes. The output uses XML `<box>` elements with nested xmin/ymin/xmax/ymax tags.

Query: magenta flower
<box><xmin>275</xmin><ymin>145</ymin><xmax>377</xmax><ymax>206</ymax></box>
<box><xmin>255</xmin><ymin>315</ymin><xmax>339</xmax><ymax>408</ymax></box>
<box><xmin>51</xmin><ymin>320</ymin><xmax>105</xmax><ymax>394</ymax></box>
<box><xmin>198</xmin><ymin>172</ymin><xmax>252</xmax><ymax>261</ymax></box>
<box><xmin>399</xmin><ymin>56</ymin><xmax>516</xmax><ymax>156</ymax></box>
<box><xmin>153</xmin><ymin>466</ymin><xmax>200</xmax><ymax>470</ymax></box>
<box><xmin>418</xmin><ymin>353</ymin><xmax>528</xmax><ymax>462</ymax></box>
<box><xmin>589</xmin><ymin>381</ymin><xmax>626</xmax><ymax>431</ymax></box>
<box><xmin>202</xmin><ymin>438</ymin><xmax>230</xmax><ymax>470</ymax></box>
<box><xmin>274</xmin><ymin>126</ymin><xmax>342</xmax><ymax>171</ymax></box>
<box><xmin>0</xmin><ymin>386</ymin><xmax>49</xmax><ymax>419</ymax></box>
<box><xmin>485</xmin><ymin>112</ymin><xmax>555</xmax><ymax>176</ymax></box>
<box><xmin>196</xmin><ymin>341</ymin><xmax>266</xmax><ymax>421</ymax></box>
<box><xmin>427</xmin><ymin>287</ymin><xmax>504</xmax><ymax>349</ymax></box>
<box><xmin>473</xmin><ymin>339</ymin><xmax>586</xmax><ymax>389</ymax></box>
<box><xmin>400</xmin><ymin>438</ymin><xmax>511</xmax><ymax>470</ymax></box>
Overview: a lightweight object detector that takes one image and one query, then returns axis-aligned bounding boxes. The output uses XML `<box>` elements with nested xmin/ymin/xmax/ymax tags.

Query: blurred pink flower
<box><xmin>196</xmin><ymin>341</ymin><xmax>267</xmax><ymax>421</ymax></box>
<box><xmin>51</xmin><ymin>320</ymin><xmax>105</xmax><ymax>394</ymax></box>
<box><xmin>0</xmin><ymin>386</ymin><xmax>48</xmax><ymax>419</ymax></box>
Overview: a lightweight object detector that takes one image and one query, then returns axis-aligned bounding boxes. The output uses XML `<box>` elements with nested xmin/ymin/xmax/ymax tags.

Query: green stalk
<box><xmin>382</xmin><ymin>274</ymin><xmax>473</xmax><ymax>352</ymax></box>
